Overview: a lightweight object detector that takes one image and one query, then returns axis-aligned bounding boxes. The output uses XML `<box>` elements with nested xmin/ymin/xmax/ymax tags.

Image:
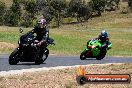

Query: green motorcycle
<box><xmin>80</xmin><ymin>39</ymin><xmax>112</xmax><ymax>60</ymax></box>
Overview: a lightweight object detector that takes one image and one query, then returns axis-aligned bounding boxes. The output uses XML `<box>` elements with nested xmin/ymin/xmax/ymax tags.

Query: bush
<box><xmin>128</xmin><ymin>0</ymin><xmax>132</xmax><ymax>12</ymax></box>
<box><xmin>68</xmin><ymin>0</ymin><xmax>92</xmax><ymax>22</ymax></box>
<box><xmin>50</xmin><ymin>0</ymin><xmax>67</xmax><ymax>27</ymax></box>
<box><xmin>3</xmin><ymin>1</ymin><xmax>21</xmax><ymax>26</ymax></box>
<box><xmin>4</xmin><ymin>10</ymin><xmax>20</xmax><ymax>26</ymax></box>
<box><xmin>0</xmin><ymin>1</ymin><xmax>6</xmax><ymax>25</ymax></box>
<box><xmin>89</xmin><ymin>0</ymin><xmax>106</xmax><ymax>16</ymax></box>
<box><xmin>20</xmin><ymin>12</ymin><xmax>36</xmax><ymax>27</ymax></box>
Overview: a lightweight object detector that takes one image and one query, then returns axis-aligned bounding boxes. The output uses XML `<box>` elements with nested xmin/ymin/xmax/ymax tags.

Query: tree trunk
<box><xmin>57</xmin><ymin>12</ymin><xmax>60</xmax><ymax>27</ymax></box>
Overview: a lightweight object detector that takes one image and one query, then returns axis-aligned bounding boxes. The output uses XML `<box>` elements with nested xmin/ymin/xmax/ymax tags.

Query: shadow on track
<box><xmin>14</xmin><ymin>62</ymin><xmax>46</xmax><ymax>66</ymax></box>
<box><xmin>80</xmin><ymin>58</ymin><xmax>101</xmax><ymax>60</ymax></box>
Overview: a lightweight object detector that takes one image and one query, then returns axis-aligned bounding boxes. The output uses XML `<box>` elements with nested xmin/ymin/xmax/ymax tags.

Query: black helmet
<box><xmin>99</xmin><ymin>30</ymin><xmax>108</xmax><ymax>41</ymax></box>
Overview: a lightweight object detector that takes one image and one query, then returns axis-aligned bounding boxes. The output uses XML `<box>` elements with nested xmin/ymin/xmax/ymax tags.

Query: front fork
<box><xmin>43</xmin><ymin>48</ymin><xmax>49</xmax><ymax>57</ymax></box>
<box><xmin>82</xmin><ymin>49</ymin><xmax>89</xmax><ymax>56</ymax></box>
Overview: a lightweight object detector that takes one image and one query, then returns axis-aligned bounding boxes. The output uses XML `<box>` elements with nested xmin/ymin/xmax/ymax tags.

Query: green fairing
<box><xmin>89</xmin><ymin>40</ymin><xmax>101</xmax><ymax>56</ymax></box>
<box><xmin>85</xmin><ymin>39</ymin><xmax>112</xmax><ymax>57</ymax></box>
<box><xmin>80</xmin><ymin>39</ymin><xmax>112</xmax><ymax>60</ymax></box>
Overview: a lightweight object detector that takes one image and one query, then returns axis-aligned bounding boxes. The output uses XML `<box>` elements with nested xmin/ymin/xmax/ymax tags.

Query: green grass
<box><xmin>0</xmin><ymin>31</ymin><xmax>18</xmax><ymax>43</ymax></box>
<box><xmin>0</xmin><ymin>12</ymin><xmax>132</xmax><ymax>56</ymax></box>
<box><xmin>48</xmin><ymin>28</ymin><xmax>132</xmax><ymax>56</ymax></box>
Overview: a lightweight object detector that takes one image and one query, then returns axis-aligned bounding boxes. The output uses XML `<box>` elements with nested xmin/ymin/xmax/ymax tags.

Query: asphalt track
<box><xmin>0</xmin><ymin>54</ymin><xmax>132</xmax><ymax>71</ymax></box>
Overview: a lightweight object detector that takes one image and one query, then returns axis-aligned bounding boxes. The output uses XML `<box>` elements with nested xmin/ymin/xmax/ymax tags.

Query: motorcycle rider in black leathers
<box><xmin>29</xmin><ymin>18</ymin><xmax>49</xmax><ymax>58</ymax></box>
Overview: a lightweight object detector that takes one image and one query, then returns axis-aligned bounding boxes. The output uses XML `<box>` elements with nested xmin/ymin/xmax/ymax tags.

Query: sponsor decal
<box><xmin>76</xmin><ymin>66</ymin><xmax>131</xmax><ymax>85</ymax></box>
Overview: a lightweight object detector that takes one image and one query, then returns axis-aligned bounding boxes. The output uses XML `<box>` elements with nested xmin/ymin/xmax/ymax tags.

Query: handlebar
<box><xmin>50</xmin><ymin>42</ymin><xmax>55</xmax><ymax>45</ymax></box>
<box><xmin>88</xmin><ymin>45</ymin><xmax>100</xmax><ymax>49</ymax></box>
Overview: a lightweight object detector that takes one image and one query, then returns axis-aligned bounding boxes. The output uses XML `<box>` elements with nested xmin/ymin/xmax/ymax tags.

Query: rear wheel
<box><xmin>9</xmin><ymin>48</ymin><xmax>20</xmax><ymax>65</ymax></box>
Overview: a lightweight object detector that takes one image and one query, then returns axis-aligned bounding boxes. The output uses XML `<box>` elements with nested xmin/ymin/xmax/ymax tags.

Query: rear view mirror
<box><xmin>19</xmin><ymin>27</ymin><xmax>23</xmax><ymax>33</ymax></box>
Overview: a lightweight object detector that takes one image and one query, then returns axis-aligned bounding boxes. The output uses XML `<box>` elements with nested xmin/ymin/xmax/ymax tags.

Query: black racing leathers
<box><xmin>30</xmin><ymin>26</ymin><xmax>49</xmax><ymax>42</ymax></box>
<box><xmin>29</xmin><ymin>26</ymin><xmax>49</xmax><ymax>58</ymax></box>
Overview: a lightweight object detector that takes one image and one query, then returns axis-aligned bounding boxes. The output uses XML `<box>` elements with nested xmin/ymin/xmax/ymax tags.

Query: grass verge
<box><xmin>0</xmin><ymin>12</ymin><xmax>132</xmax><ymax>56</ymax></box>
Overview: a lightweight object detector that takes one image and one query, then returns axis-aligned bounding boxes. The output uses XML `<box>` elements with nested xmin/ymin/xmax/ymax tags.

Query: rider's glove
<box><xmin>36</xmin><ymin>40</ymin><xmax>46</xmax><ymax>47</ymax></box>
<box><xmin>101</xmin><ymin>44</ymin><xmax>108</xmax><ymax>50</ymax></box>
<box><xmin>36</xmin><ymin>42</ymin><xmax>41</xmax><ymax>47</ymax></box>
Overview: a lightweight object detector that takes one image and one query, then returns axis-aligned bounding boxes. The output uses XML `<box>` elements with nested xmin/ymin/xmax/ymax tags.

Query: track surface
<box><xmin>0</xmin><ymin>54</ymin><xmax>132</xmax><ymax>71</ymax></box>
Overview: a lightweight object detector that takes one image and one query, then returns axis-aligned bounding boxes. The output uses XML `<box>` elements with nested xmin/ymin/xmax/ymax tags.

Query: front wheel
<box><xmin>35</xmin><ymin>48</ymin><xmax>49</xmax><ymax>64</ymax></box>
<box><xmin>9</xmin><ymin>48</ymin><xmax>20</xmax><ymax>65</ymax></box>
<box><xmin>35</xmin><ymin>59</ymin><xmax>43</xmax><ymax>65</ymax></box>
<box><xmin>80</xmin><ymin>50</ymin><xmax>87</xmax><ymax>60</ymax></box>
<box><xmin>44</xmin><ymin>48</ymin><xmax>49</xmax><ymax>59</ymax></box>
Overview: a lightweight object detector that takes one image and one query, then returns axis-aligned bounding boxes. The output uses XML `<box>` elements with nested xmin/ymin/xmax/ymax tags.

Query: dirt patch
<box><xmin>0</xmin><ymin>63</ymin><xmax>132</xmax><ymax>88</ymax></box>
<box><xmin>0</xmin><ymin>42</ymin><xmax>16</xmax><ymax>53</ymax></box>
<box><xmin>0</xmin><ymin>42</ymin><xmax>16</xmax><ymax>49</ymax></box>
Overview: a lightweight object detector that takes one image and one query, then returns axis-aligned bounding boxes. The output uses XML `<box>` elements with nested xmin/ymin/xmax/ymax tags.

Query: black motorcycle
<box><xmin>9</xmin><ymin>28</ymin><xmax>55</xmax><ymax>65</ymax></box>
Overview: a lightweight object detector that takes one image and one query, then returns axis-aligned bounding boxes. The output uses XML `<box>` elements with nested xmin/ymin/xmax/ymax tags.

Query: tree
<box><xmin>89</xmin><ymin>0</ymin><xmax>106</xmax><ymax>16</ymax></box>
<box><xmin>36</xmin><ymin>0</ymin><xmax>48</xmax><ymax>10</ymax></box>
<box><xmin>105</xmin><ymin>0</ymin><xmax>120</xmax><ymax>11</ymax></box>
<box><xmin>42</xmin><ymin>6</ymin><xmax>54</xmax><ymax>23</ymax></box>
<box><xmin>69</xmin><ymin>0</ymin><xmax>82</xmax><ymax>16</ymax></box>
<box><xmin>0</xmin><ymin>1</ymin><xmax>6</xmax><ymax>25</ymax></box>
<box><xmin>50</xmin><ymin>0</ymin><xmax>67</xmax><ymax>27</ymax></box>
<box><xmin>128</xmin><ymin>0</ymin><xmax>132</xmax><ymax>12</ymax></box>
<box><xmin>68</xmin><ymin>0</ymin><xmax>92</xmax><ymax>22</ymax></box>
<box><xmin>4</xmin><ymin>0</ymin><xmax>21</xmax><ymax>26</ymax></box>
<box><xmin>24</xmin><ymin>0</ymin><xmax>38</xmax><ymax>15</ymax></box>
<box><xmin>21</xmin><ymin>0</ymin><xmax>38</xmax><ymax>27</ymax></box>
<box><xmin>76</xmin><ymin>2</ymin><xmax>93</xmax><ymax>22</ymax></box>
<box><xmin>36</xmin><ymin>0</ymin><xmax>54</xmax><ymax>23</ymax></box>
<box><xmin>20</xmin><ymin>12</ymin><xmax>33</xmax><ymax>27</ymax></box>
